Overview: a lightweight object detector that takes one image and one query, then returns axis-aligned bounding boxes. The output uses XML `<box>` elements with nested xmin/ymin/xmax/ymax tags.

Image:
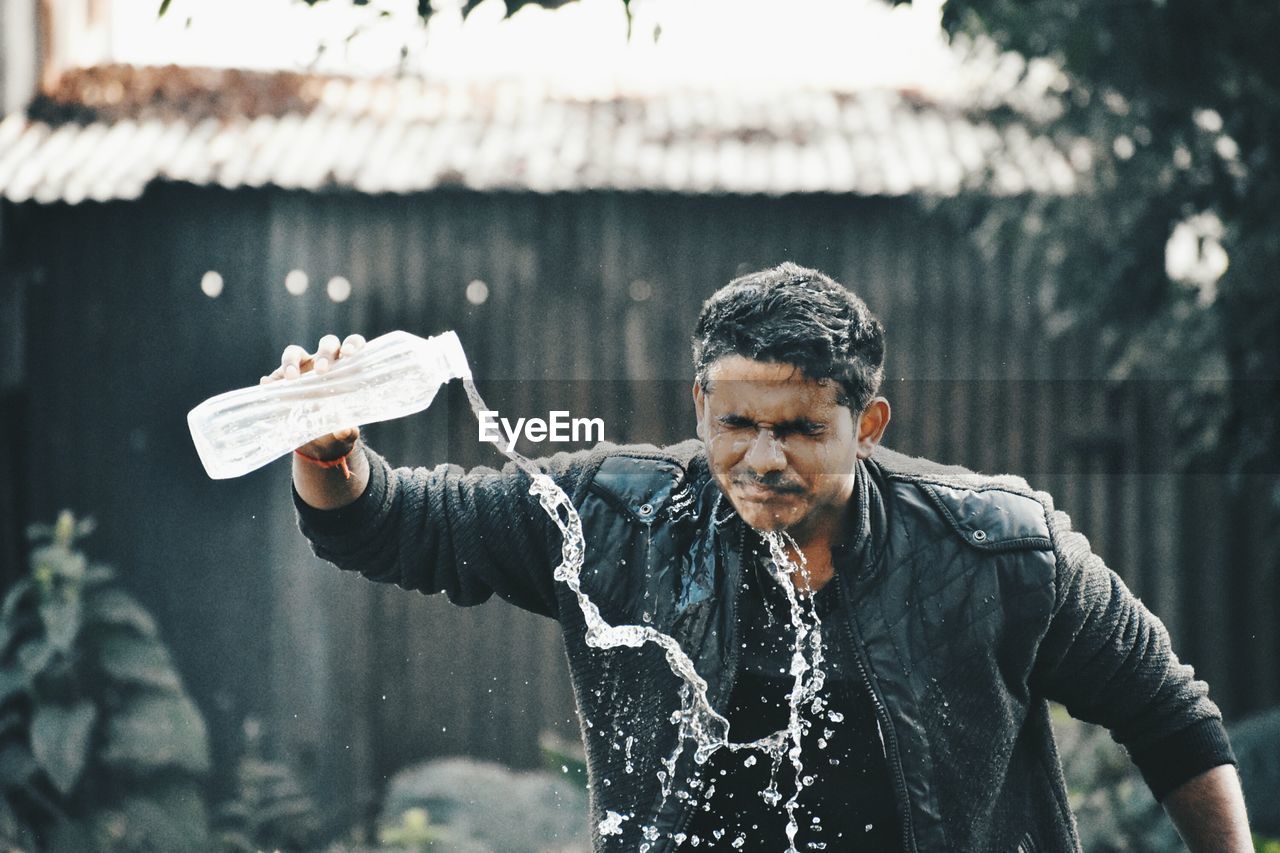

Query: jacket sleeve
<box><xmin>292</xmin><ymin>442</ymin><xmax>597</xmax><ymax>620</ymax></box>
<box><xmin>1029</xmin><ymin>502</ymin><xmax>1227</xmax><ymax>760</ymax></box>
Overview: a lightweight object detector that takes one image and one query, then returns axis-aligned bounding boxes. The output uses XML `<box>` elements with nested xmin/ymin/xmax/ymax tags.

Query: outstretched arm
<box><xmin>1162</xmin><ymin>764</ymin><xmax>1252</xmax><ymax>852</ymax></box>
<box><xmin>272</xmin><ymin>332</ymin><xmax>594</xmax><ymax>618</ymax></box>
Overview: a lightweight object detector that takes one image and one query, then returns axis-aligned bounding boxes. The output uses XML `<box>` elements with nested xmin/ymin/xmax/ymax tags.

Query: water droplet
<box><xmin>597</xmin><ymin>811</ymin><xmax>628</xmax><ymax>836</ymax></box>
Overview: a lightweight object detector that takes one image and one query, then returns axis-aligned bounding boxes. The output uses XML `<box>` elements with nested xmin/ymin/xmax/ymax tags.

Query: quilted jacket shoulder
<box><xmin>871</xmin><ymin>445</ymin><xmax>1053</xmax><ymax>551</ymax></box>
<box><xmin>585</xmin><ymin>440</ymin><xmax>702</xmax><ymax>523</ymax></box>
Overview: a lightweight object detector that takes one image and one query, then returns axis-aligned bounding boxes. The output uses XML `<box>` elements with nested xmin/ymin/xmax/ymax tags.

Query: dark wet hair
<box><xmin>692</xmin><ymin>262</ymin><xmax>886</xmax><ymax>411</ymax></box>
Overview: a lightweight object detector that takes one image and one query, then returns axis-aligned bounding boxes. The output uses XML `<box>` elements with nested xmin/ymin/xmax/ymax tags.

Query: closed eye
<box><xmin>717</xmin><ymin>415</ymin><xmax>755</xmax><ymax>429</ymax></box>
<box><xmin>714</xmin><ymin>416</ymin><xmax>826</xmax><ymax>436</ymax></box>
<box><xmin>776</xmin><ymin>422</ymin><xmax>826</xmax><ymax>438</ymax></box>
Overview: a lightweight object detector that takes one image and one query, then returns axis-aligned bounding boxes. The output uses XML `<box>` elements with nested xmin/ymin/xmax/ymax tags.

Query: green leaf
<box><xmin>31</xmin><ymin>701</ymin><xmax>96</xmax><ymax>795</ymax></box>
<box><xmin>1</xmin><ymin>579</ymin><xmax>34</xmax><ymax>624</ymax></box>
<box><xmin>103</xmin><ymin>693</ymin><xmax>209</xmax><ymax>775</ymax></box>
<box><xmin>39</xmin><ymin>594</ymin><xmax>81</xmax><ymax>653</ymax></box>
<box><xmin>25</xmin><ymin>523</ymin><xmax>53</xmax><ymax>543</ymax></box>
<box><xmin>0</xmin><ymin>709</ymin><xmax>26</xmax><ymax>740</ymax></box>
<box><xmin>47</xmin><ymin>818</ymin><xmax>92</xmax><ymax>853</ymax></box>
<box><xmin>82</xmin><ymin>564</ymin><xmax>118</xmax><ymax>588</ymax></box>
<box><xmin>214</xmin><ymin>829</ymin><xmax>256</xmax><ymax>853</ymax></box>
<box><xmin>0</xmin><ymin>666</ymin><xmax>28</xmax><ymax>707</ymax></box>
<box><xmin>97</xmin><ymin>633</ymin><xmax>180</xmax><ymax>691</ymax></box>
<box><xmin>157</xmin><ymin>0</ymin><xmax>172</xmax><ymax>18</ymax></box>
<box><xmin>0</xmin><ymin>741</ymin><xmax>38</xmax><ymax>787</ymax></box>
<box><xmin>91</xmin><ymin>791</ymin><xmax>209</xmax><ymax>851</ymax></box>
<box><xmin>17</xmin><ymin>639</ymin><xmax>55</xmax><ymax>681</ymax></box>
<box><xmin>151</xmin><ymin>785</ymin><xmax>210</xmax><ymax>840</ymax></box>
<box><xmin>84</xmin><ymin>588</ymin><xmax>157</xmax><ymax>637</ymax></box>
<box><xmin>29</xmin><ymin>545</ymin><xmax>86</xmax><ymax>590</ymax></box>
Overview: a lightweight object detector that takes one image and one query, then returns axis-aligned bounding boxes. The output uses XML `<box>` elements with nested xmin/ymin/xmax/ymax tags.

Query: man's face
<box><xmin>693</xmin><ymin>356</ymin><xmax>865</xmax><ymax>544</ymax></box>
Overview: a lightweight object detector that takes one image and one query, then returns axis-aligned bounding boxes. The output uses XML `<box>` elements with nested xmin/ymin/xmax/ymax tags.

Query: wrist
<box><xmin>294</xmin><ymin>445</ymin><xmax>355</xmax><ymax>479</ymax></box>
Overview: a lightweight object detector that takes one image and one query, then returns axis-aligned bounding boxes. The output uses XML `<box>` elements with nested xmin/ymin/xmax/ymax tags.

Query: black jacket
<box><xmin>295</xmin><ymin>440</ymin><xmax>1226</xmax><ymax>852</ymax></box>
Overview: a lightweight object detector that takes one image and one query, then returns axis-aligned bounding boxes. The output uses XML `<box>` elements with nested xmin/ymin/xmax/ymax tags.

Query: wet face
<box><xmin>694</xmin><ymin>356</ymin><xmax>885</xmax><ymax>546</ymax></box>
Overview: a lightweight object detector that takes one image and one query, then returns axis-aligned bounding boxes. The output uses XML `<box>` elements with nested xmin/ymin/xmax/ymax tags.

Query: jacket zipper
<box><xmin>840</xmin><ymin>596</ymin><xmax>919</xmax><ymax>853</ymax></box>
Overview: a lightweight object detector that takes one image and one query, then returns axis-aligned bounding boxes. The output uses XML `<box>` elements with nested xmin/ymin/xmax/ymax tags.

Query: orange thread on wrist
<box><xmin>294</xmin><ymin>448</ymin><xmax>353</xmax><ymax>480</ymax></box>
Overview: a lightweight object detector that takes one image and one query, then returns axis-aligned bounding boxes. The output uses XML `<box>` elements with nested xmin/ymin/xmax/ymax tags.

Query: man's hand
<box><xmin>1163</xmin><ymin>764</ymin><xmax>1252</xmax><ymax>852</ymax></box>
<box><xmin>264</xmin><ymin>333</ymin><xmax>371</xmax><ymax>510</ymax></box>
<box><xmin>262</xmin><ymin>332</ymin><xmax>367</xmax><ymax>458</ymax></box>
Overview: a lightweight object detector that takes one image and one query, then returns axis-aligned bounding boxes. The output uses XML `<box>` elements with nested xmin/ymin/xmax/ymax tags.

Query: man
<box><xmin>277</xmin><ymin>263</ymin><xmax>1251</xmax><ymax>851</ymax></box>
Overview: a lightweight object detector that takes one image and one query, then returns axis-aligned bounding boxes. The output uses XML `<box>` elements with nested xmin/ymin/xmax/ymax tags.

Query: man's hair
<box><xmin>692</xmin><ymin>262</ymin><xmax>886</xmax><ymax>411</ymax></box>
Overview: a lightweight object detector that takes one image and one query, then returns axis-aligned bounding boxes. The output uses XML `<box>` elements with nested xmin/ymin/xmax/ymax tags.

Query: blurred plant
<box><xmin>1053</xmin><ymin>703</ymin><xmax>1280</xmax><ymax>849</ymax></box>
<box><xmin>538</xmin><ymin>731</ymin><xmax>587</xmax><ymax>793</ymax></box>
<box><xmin>1050</xmin><ymin>705</ymin><xmax>1178</xmax><ymax>852</ymax></box>
<box><xmin>0</xmin><ymin>510</ymin><xmax>210</xmax><ymax>851</ymax></box>
<box><xmin>380</xmin><ymin>756</ymin><xmax>588</xmax><ymax>852</ymax></box>
<box><xmin>160</xmin><ymin>0</ymin><xmax>618</xmax><ymax>26</ymax></box>
<box><xmin>376</xmin><ymin>807</ymin><xmax>447</xmax><ymax>851</ymax></box>
<box><xmin>213</xmin><ymin>717</ymin><xmax>322</xmax><ymax>852</ymax></box>
<box><xmin>903</xmin><ymin>0</ymin><xmax>1280</xmax><ymax>526</ymax></box>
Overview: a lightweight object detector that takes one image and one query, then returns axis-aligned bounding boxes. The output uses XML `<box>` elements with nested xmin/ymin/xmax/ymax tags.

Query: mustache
<box><xmin>733</xmin><ymin>474</ymin><xmax>804</xmax><ymax>493</ymax></box>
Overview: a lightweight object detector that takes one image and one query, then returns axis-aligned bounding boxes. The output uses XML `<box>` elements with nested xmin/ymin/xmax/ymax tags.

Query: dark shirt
<box><xmin>684</xmin><ymin>537</ymin><xmax>902</xmax><ymax>851</ymax></box>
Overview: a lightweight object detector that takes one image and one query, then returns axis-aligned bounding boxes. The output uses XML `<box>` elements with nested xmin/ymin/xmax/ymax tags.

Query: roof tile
<box><xmin>2</xmin><ymin>64</ymin><xmax>1080</xmax><ymax>203</ymax></box>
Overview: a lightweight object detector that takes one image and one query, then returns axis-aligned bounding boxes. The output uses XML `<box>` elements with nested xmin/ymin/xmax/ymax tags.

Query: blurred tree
<box><xmin>160</xmin><ymin>0</ymin><xmax>615</xmax><ymax>24</ymax></box>
<box><xmin>905</xmin><ymin>0</ymin><xmax>1280</xmax><ymax>517</ymax></box>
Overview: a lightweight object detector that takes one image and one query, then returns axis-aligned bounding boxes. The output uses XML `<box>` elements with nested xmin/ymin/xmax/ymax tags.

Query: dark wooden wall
<box><xmin>0</xmin><ymin>202</ymin><xmax>29</xmax><ymax>593</ymax></box>
<box><xmin>8</xmin><ymin>184</ymin><xmax>1276</xmax><ymax>821</ymax></box>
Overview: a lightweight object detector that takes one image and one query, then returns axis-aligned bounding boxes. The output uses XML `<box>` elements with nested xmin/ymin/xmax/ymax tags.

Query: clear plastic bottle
<box><xmin>187</xmin><ymin>330</ymin><xmax>471</xmax><ymax>480</ymax></box>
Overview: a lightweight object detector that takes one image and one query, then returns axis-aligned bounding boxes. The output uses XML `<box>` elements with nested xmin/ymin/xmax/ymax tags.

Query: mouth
<box><xmin>733</xmin><ymin>480</ymin><xmax>801</xmax><ymax>502</ymax></box>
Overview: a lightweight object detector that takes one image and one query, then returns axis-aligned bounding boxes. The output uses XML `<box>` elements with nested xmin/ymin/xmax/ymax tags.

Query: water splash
<box><xmin>598</xmin><ymin>811</ymin><xmax>629</xmax><ymax>836</ymax></box>
<box><xmin>460</xmin><ymin>377</ymin><xmax>828</xmax><ymax>851</ymax></box>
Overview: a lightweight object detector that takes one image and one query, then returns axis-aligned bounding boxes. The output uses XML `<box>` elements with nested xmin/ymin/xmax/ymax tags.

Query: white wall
<box><xmin>1</xmin><ymin>0</ymin><xmax>40</xmax><ymax>114</ymax></box>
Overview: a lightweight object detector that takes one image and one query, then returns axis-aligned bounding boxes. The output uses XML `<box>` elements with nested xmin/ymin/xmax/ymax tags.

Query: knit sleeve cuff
<box><xmin>292</xmin><ymin>443</ymin><xmax>389</xmax><ymax>538</ymax></box>
<box><xmin>1129</xmin><ymin>718</ymin><xmax>1237</xmax><ymax>802</ymax></box>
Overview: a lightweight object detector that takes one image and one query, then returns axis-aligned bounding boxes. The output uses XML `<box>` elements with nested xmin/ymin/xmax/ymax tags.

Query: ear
<box><xmin>855</xmin><ymin>397</ymin><xmax>891</xmax><ymax>458</ymax></box>
<box><xmin>692</xmin><ymin>380</ymin><xmax>708</xmax><ymax>442</ymax></box>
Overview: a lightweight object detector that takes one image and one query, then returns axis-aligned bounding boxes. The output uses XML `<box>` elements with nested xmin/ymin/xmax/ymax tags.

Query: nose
<box><xmin>744</xmin><ymin>428</ymin><xmax>787</xmax><ymax>473</ymax></box>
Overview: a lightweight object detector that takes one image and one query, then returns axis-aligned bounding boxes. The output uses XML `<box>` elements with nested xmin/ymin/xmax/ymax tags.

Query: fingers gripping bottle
<box><xmin>187</xmin><ymin>330</ymin><xmax>471</xmax><ymax>480</ymax></box>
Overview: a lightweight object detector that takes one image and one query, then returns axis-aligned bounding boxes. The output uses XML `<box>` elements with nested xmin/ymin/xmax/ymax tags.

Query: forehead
<box><xmin>702</xmin><ymin>356</ymin><xmax>843</xmax><ymax>417</ymax></box>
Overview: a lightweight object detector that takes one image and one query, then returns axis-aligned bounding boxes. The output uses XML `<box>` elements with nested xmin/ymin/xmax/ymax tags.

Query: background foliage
<box><xmin>0</xmin><ymin>512</ymin><xmax>210</xmax><ymax>851</ymax></box>
<box><xmin>915</xmin><ymin>0</ymin><xmax>1280</xmax><ymax>516</ymax></box>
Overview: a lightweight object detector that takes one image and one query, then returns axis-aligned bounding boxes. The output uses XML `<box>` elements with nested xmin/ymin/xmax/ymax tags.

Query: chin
<box><xmin>732</xmin><ymin>501</ymin><xmax>802</xmax><ymax>535</ymax></box>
